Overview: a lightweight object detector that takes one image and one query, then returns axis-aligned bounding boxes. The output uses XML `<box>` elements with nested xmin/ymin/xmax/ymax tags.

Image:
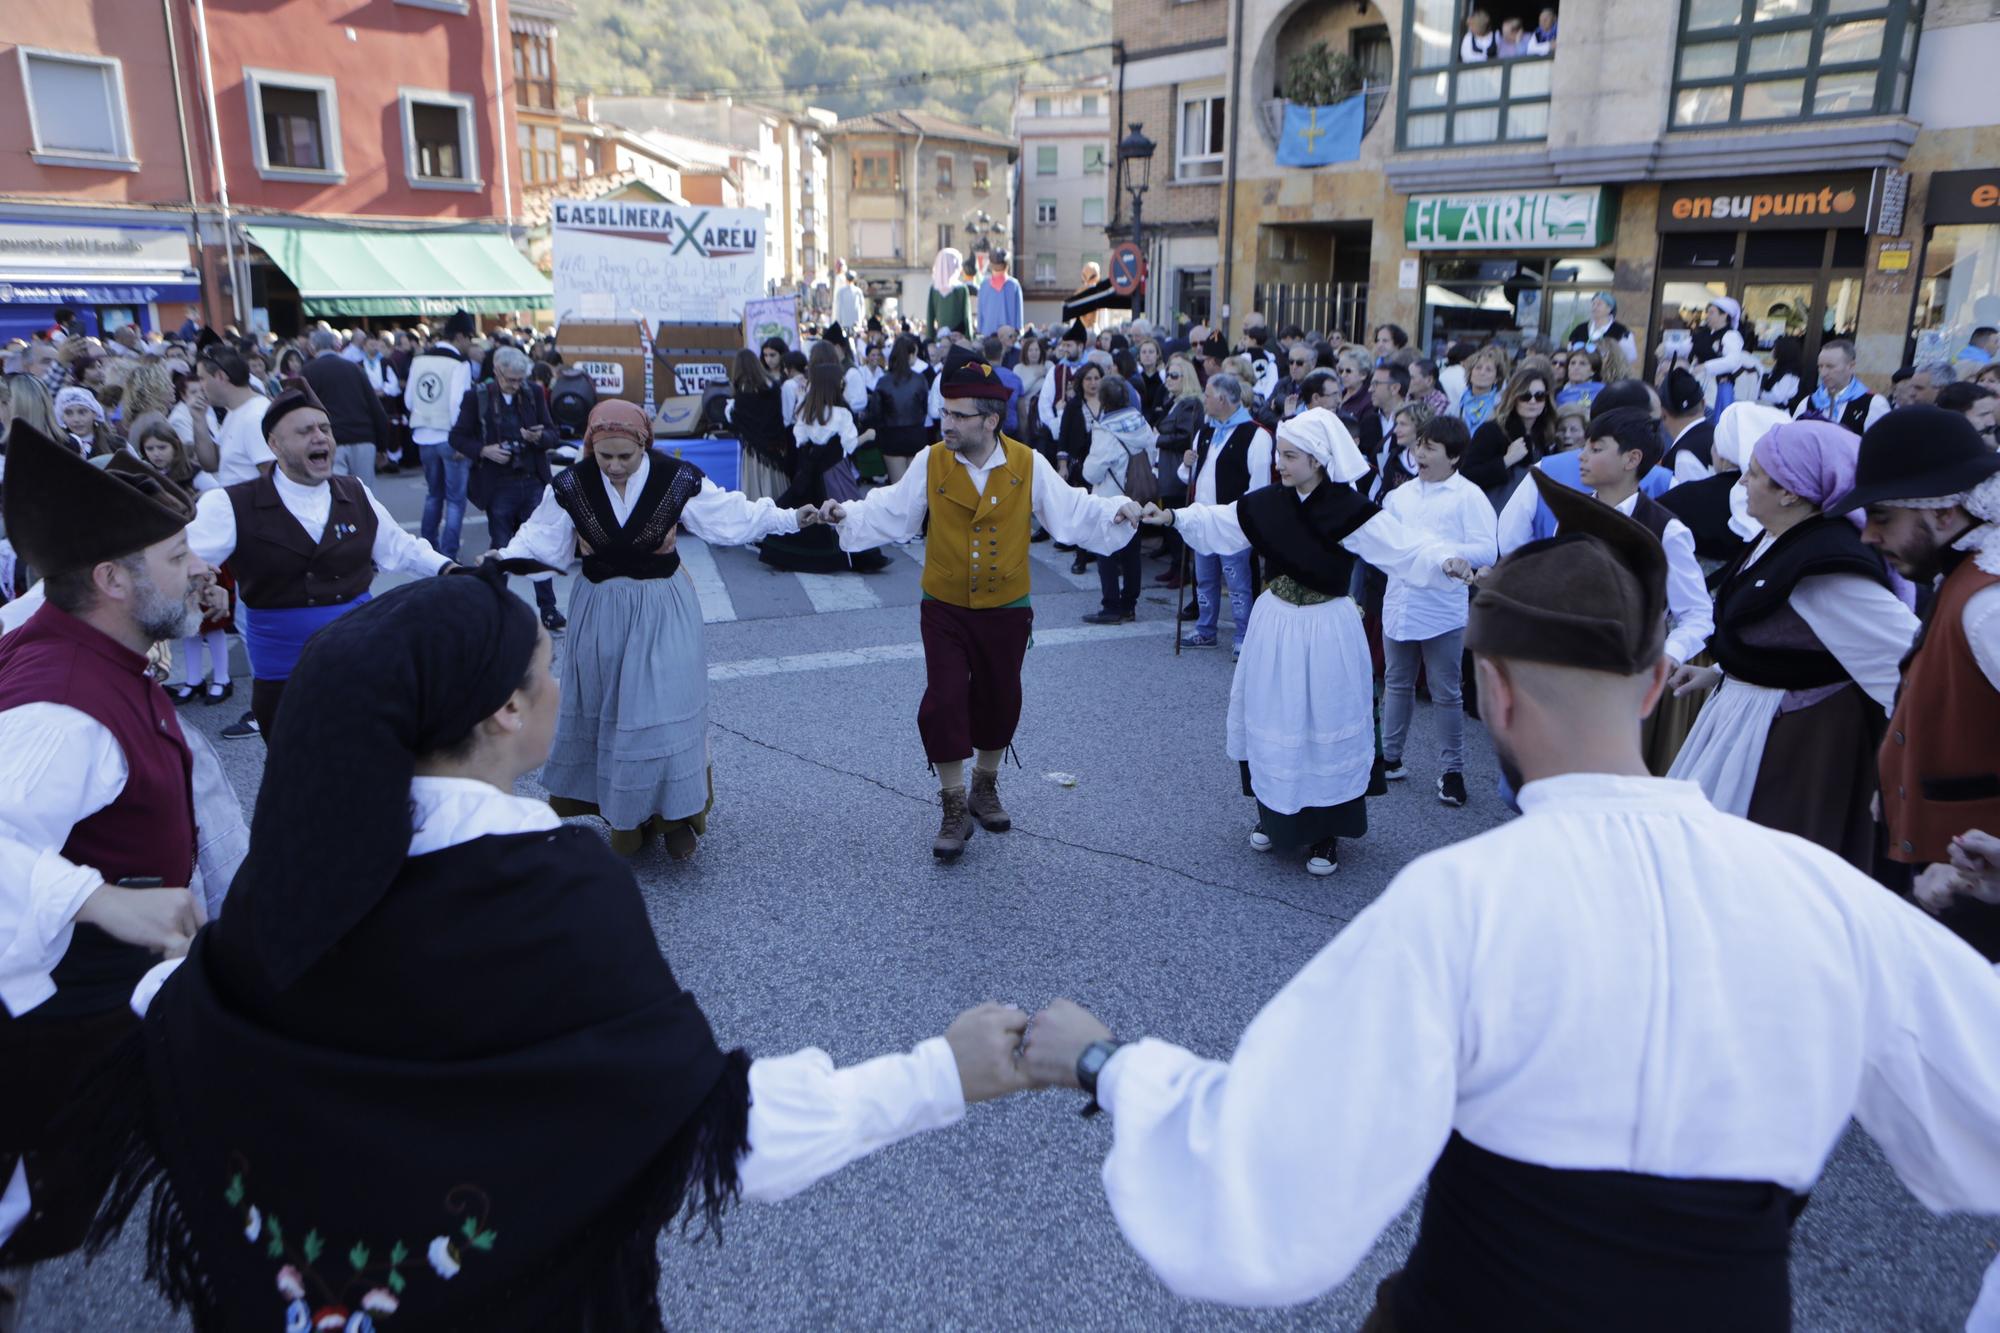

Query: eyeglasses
<box><xmin>1520</xmin><ymin>388</ymin><xmax>1549</xmax><ymax>402</ymax></box>
<box><xmin>940</xmin><ymin>408</ymin><xmax>985</xmax><ymax>421</ymax></box>
<box><xmin>1166</xmin><ymin>371</ymin><xmax>1181</xmax><ymax>380</ymax></box>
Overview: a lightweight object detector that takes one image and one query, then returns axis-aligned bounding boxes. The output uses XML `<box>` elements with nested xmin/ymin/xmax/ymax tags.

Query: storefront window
<box><xmin>1911</xmin><ymin>225</ymin><xmax>2000</xmax><ymax>365</ymax></box>
<box><xmin>1419</xmin><ymin>255</ymin><xmax>1609</xmax><ymax>358</ymax></box>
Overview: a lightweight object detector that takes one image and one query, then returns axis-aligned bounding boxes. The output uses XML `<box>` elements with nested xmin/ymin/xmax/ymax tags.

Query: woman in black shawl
<box><xmin>84</xmin><ymin>571</ymin><xmax>1031</xmax><ymax>1332</ymax></box>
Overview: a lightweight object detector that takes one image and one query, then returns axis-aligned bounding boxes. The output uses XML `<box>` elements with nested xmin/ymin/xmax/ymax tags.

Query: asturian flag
<box><xmin>1276</xmin><ymin>94</ymin><xmax>1365</xmax><ymax>168</ymax></box>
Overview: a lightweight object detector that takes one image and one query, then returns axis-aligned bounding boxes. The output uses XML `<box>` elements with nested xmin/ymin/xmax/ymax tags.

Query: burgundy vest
<box><xmin>224</xmin><ymin>470</ymin><xmax>379</xmax><ymax>609</ymax></box>
<box><xmin>0</xmin><ymin>604</ymin><xmax>196</xmax><ymax>1020</ymax></box>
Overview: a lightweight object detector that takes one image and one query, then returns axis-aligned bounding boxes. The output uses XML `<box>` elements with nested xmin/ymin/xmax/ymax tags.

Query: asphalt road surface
<box><xmin>18</xmin><ymin>468</ymin><xmax>1997</xmax><ymax>1331</ymax></box>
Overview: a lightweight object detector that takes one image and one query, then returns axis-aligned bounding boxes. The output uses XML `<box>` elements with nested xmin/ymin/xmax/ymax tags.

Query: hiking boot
<box><xmin>933</xmin><ymin>786</ymin><xmax>975</xmax><ymax>859</ymax></box>
<box><xmin>968</xmin><ymin>768</ymin><xmax>1011</xmax><ymax>832</ymax></box>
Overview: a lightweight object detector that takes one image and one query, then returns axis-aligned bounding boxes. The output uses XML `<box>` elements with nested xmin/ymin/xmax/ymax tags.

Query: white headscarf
<box><xmin>55</xmin><ymin>384</ymin><xmax>106</xmax><ymax>425</ymax></box>
<box><xmin>1275</xmin><ymin>408</ymin><xmax>1368</xmax><ymax>485</ymax></box>
<box><xmin>1708</xmin><ymin>296</ymin><xmax>1743</xmax><ymax>329</ymax></box>
<box><xmin>931</xmin><ymin>248</ymin><xmax>964</xmax><ymax>298</ymax></box>
<box><xmin>1713</xmin><ymin>402</ymin><xmax>1789</xmax><ymax>542</ymax></box>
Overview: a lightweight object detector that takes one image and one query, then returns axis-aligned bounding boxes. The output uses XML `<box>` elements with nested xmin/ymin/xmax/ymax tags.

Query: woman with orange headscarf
<box><xmin>490</xmin><ymin>400</ymin><xmax>820</xmax><ymax>858</ymax></box>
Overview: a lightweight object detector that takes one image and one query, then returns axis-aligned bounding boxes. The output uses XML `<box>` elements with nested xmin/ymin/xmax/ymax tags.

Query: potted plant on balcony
<box><xmin>1268</xmin><ymin>43</ymin><xmax>1370</xmax><ymax>165</ymax></box>
<box><xmin>1282</xmin><ymin>42</ymin><xmax>1363</xmax><ymax>108</ymax></box>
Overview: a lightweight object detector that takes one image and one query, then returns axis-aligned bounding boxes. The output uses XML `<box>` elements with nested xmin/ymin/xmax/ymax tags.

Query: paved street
<box><xmin>18</xmin><ymin>468</ymin><xmax>1998</xmax><ymax>1331</ymax></box>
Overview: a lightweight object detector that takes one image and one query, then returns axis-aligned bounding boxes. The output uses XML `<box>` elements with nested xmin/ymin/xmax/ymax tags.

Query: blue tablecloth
<box><xmin>652</xmin><ymin>436</ymin><xmax>741</xmax><ymax>491</ymax></box>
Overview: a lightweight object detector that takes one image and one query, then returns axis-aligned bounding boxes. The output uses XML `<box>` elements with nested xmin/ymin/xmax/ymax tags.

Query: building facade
<box><xmin>1109</xmin><ymin>0</ymin><xmax>1232</xmax><ymax>332</ymax></box>
<box><xmin>826</xmin><ymin>109</ymin><xmax>1018</xmax><ymax>327</ymax></box>
<box><xmin>0</xmin><ymin>0</ymin><xmax>549</xmax><ymax>340</ymax></box>
<box><xmin>1013</xmin><ymin>74</ymin><xmax>1113</xmax><ymax>327</ymax></box>
<box><xmin>1214</xmin><ymin>0</ymin><xmax>1997</xmax><ymax>385</ymax></box>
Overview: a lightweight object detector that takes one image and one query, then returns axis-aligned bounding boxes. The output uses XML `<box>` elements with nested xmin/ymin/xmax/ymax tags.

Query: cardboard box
<box><xmin>555</xmin><ymin>320</ymin><xmax>740</xmax><ymax>426</ymax></box>
<box><xmin>554</xmin><ymin>320</ymin><xmax>649</xmax><ymax>405</ymax></box>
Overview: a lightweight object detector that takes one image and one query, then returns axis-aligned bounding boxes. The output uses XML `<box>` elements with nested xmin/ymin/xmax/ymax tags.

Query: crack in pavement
<box><xmin>711</xmin><ymin>721</ymin><xmax>1356</xmax><ymax>927</ymax></box>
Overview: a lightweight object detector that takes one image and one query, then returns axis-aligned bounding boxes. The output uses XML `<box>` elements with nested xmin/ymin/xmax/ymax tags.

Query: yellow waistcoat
<box><xmin>921</xmin><ymin>437</ymin><xmax>1037</xmax><ymax>609</ymax></box>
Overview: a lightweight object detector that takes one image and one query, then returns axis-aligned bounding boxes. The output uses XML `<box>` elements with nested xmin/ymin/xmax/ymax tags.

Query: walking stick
<box><xmin>1173</xmin><ymin>534</ymin><xmax>1188</xmax><ymax>656</ymax></box>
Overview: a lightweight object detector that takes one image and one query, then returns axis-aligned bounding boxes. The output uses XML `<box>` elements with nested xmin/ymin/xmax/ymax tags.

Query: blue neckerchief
<box><xmin>1209</xmin><ymin>406</ymin><xmax>1251</xmax><ymax>432</ymax></box>
<box><xmin>1461</xmin><ymin>387</ymin><xmax>1502</xmax><ymax>429</ymax></box>
<box><xmin>1808</xmin><ymin>377</ymin><xmax>1867</xmax><ymax>418</ymax></box>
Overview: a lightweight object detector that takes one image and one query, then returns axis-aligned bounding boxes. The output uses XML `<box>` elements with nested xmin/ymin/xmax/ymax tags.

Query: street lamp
<box><xmin>1116</xmin><ymin>122</ymin><xmax>1155</xmax><ymax>312</ymax></box>
<box><xmin>963</xmin><ymin>207</ymin><xmax>1007</xmax><ymax>256</ymax></box>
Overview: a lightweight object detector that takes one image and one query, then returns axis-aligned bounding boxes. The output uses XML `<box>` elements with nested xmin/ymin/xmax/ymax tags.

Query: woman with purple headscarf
<box><xmin>1667</xmin><ymin>419</ymin><xmax>1920</xmax><ymax>868</ymax></box>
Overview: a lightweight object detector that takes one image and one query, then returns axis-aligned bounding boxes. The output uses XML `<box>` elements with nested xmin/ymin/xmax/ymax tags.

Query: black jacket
<box><xmin>449</xmin><ymin>382</ymin><xmax>557</xmax><ymax>509</ymax></box>
<box><xmin>301</xmin><ymin>352</ymin><xmax>391</xmax><ymax>447</ymax></box>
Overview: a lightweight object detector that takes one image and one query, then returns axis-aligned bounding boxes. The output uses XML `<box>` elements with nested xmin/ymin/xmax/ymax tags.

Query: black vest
<box><xmin>1390</xmin><ymin>1133</ymin><xmax>1801</xmax><ymax>1333</ymax></box>
<box><xmin>224</xmin><ymin>471</ymin><xmax>380</xmax><ymax>609</ymax></box>
<box><xmin>1798</xmin><ymin>393</ymin><xmax>1877</xmax><ymax>434</ymax></box>
<box><xmin>1708</xmin><ymin>517</ymin><xmax>1890</xmax><ymax>690</ymax></box>
<box><xmin>1658</xmin><ymin>472</ymin><xmax>1746</xmax><ymax>570</ymax></box>
<box><xmin>1198</xmin><ymin>420</ymin><xmax>1267</xmax><ymax>505</ymax></box>
<box><xmin>1629</xmin><ymin>491</ymin><xmax>1676</xmax><ymax>544</ymax></box>
<box><xmin>552</xmin><ymin>450</ymin><xmax>704</xmax><ymax>584</ymax></box>
<box><xmin>1236</xmin><ymin>480</ymin><xmax>1377</xmax><ymax>597</ymax></box>
<box><xmin>1662</xmin><ymin>420</ymin><xmax>1715</xmax><ymax>474</ymax></box>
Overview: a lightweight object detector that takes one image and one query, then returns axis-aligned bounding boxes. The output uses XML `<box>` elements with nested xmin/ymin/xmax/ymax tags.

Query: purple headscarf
<box><xmin>1753</xmin><ymin>420</ymin><xmax>1858</xmax><ymax>512</ymax></box>
<box><xmin>1753</xmin><ymin>418</ymin><xmax>1919</xmax><ymax>608</ymax></box>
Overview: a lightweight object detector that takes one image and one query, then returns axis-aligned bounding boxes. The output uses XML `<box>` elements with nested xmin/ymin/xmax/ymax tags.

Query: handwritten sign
<box><xmin>577</xmin><ymin>360</ymin><xmax>624</xmax><ymax>394</ymax></box>
<box><xmin>743</xmin><ymin>294</ymin><xmax>799</xmax><ymax>351</ymax></box>
<box><xmin>673</xmin><ymin>362</ymin><xmax>730</xmax><ymax>395</ymax></box>
<box><xmin>553</xmin><ymin>201</ymin><xmax>768</xmax><ymax>325</ymax></box>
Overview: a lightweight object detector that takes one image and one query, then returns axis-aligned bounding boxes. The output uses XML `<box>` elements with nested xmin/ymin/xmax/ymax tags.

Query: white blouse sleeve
<box><xmin>1030</xmin><ymin>449</ymin><xmax>1132</xmax><ymax>556</ymax></box>
<box><xmin>494</xmin><ymin>484</ymin><xmax>578</xmax><ymax>568</ymax></box>
<box><xmin>677</xmin><ymin>477</ymin><xmax>801</xmax><ymax>547</ymax></box>
<box><xmin>0</xmin><ymin>704</ymin><xmax>128</xmax><ymax>1017</ymax></box>
<box><xmin>1453</xmin><ymin>486</ymin><xmax>1501</xmax><ymax>567</ymax></box>
<box><xmin>366</xmin><ymin>488</ymin><xmax>453</xmax><ymax>577</ymax></box>
<box><xmin>1343</xmin><ymin>509</ymin><xmax>1459</xmax><ymax>590</ymax></box>
<box><xmin>835</xmin><ymin>448</ymin><xmax>932</xmax><ymax>550</ymax></box>
<box><xmin>1493</xmin><ymin>474</ymin><xmax>1539</xmax><ymax>558</ymax></box>
<box><xmin>736</xmin><ymin>1037</ymin><xmax>966</xmax><ymax>1204</ymax></box>
<box><xmin>838</xmin><ymin>409</ymin><xmax>860</xmax><ymax>457</ymax></box>
<box><xmin>1789</xmin><ymin>573</ymin><xmax>1921</xmax><ymax>711</ymax></box>
<box><xmin>1171</xmin><ymin>501</ymin><xmax>1251</xmax><ymax>558</ymax></box>
<box><xmin>1660</xmin><ymin>520</ymin><xmax>1715</xmax><ymax>665</ymax></box>
<box><xmin>1097</xmin><ymin>881</ymin><xmax>1461</xmax><ymax>1306</ymax></box>
<box><xmin>184</xmin><ymin>486</ymin><xmax>239</xmax><ymax>568</ymax></box>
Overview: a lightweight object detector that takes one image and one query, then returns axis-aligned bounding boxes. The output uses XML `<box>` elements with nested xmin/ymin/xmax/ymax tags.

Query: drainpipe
<box><xmin>489</xmin><ymin>0</ymin><xmax>515</xmax><ymax>230</ymax></box>
<box><xmin>190</xmin><ymin>0</ymin><xmax>243</xmax><ymax>325</ymax></box>
<box><xmin>1218</xmin><ymin>0</ymin><xmax>1247</xmax><ymax>334</ymax></box>
<box><xmin>161</xmin><ymin>1</ymin><xmax>199</xmax><ymax>227</ymax></box>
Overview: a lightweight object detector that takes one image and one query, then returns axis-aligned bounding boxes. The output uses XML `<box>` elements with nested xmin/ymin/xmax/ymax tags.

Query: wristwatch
<box><xmin>1076</xmin><ymin>1039</ymin><xmax>1126</xmax><ymax>1117</ymax></box>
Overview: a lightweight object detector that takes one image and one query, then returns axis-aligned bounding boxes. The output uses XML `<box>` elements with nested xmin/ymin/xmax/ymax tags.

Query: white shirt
<box><xmin>185</xmin><ymin>469</ymin><xmax>452</xmax><ymax>580</ymax></box>
<box><xmin>1093</xmin><ymin>774</ymin><xmax>2000</xmax><ymax>1308</ymax></box>
<box><xmin>795</xmin><ymin>407</ymin><xmax>861</xmax><ymax>457</ymax></box>
<box><xmin>1172</xmin><ymin>495</ymin><xmax>1463</xmax><ymax>594</ymax></box>
<box><xmin>1668</xmin><ymin>419</ymin><xmax>1715</xmax><ymax>485</ymax></box>
<box><xmin>410</xmin><ymin>353</ymin><xmax>473</xmax><ymax>446</ymax></box>
<box><xmin>841</xmin><ymin>365</ymin><xmax>870</xmax><ymax>417</ymax></box>
<box><xmin>1178</xmin><ymin>418</ymin><xmax>1274</xmax><ymax>506</ymax></box>
<box><xmin>211</xmin><ymin>395</ymin><xmax>273</xmax><ymax>486</ymax></box>
<box><xmin>1793</xmin><ymin>387</ymin><xmax>1892</xmax><ymax>433</ymax></box>
<box><xmin>1380</xmin><ymin>472</ymin><xmax>1498</xmax><ymax>641</ymax></box>
<box><xmin>1497</xmin><ymin>485</ymin><xmax>1713</xmax><ymax>665</ymax></box>
<box><xmin>780</xmin><ymin>376</ymin><xmax>806</xmax><ymax>428</ymax></box>
<box><xmin>361</xmin><ymin>356</ymin><xmax>400</xmax><ymax>397</ymax></box>
<box><xmin>495</xmin><ymin>455</ymin><xmax>799</xmax><ymax>568</ymax></box>
<box><xmin>833</xmin><ymin>444</ymin><xmax>1131</xmax><ymax>557</ymax></box>
<box><xmin>833</xmin><ymin>282</ymin><xmax>864</xmax><ymax>332</ymax></box>
<box><xmin>166</xmin><ymin>400</ymin><xmax>220</xmax><ymax>452</ymax></box>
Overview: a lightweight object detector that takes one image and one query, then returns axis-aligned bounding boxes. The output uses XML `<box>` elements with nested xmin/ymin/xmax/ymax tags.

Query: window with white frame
<box><xmin>245</xmin><ymin>68</ymin><xmax>343</xmax><ymax>181</ymax></box>
<box><xmin>1082</xmin><ymin>196</ymin><xmax>1105</xmax><ymax>226</ymax></box>
<box><xmin>17</xmin><ymin>48</ymin><xmax>135</xmax><ymax>170</ymax></box>
<box><xmin>1035</xmin><ymin>253</ymin><xmax>1058</xmax><ymax>284</ymax></box>
<box><xmin>1036</xmin><ymin>198</ymin><xmax>1058</xmax><ymax>226</ymax></box>
<box><xmin>401</xmin><ymin>90</ymin><xmax>479</xmax><ymax>189</ymax></box>
<box><xmin>1036</xmin><ymin>144</ymin><xmax>1059</xmax><ymax>176</ymax></box>
<box><xmin>1176</xmin><ymin>88</ymin><xmax>1226</xmax><ymax>179</ymax></box>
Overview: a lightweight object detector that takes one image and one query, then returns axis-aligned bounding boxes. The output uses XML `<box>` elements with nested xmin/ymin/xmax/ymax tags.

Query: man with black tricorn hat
<box><xmin>0</xmin><ymin>426</ymin><xmax>210</xmax><ymax>1283</ymax></box>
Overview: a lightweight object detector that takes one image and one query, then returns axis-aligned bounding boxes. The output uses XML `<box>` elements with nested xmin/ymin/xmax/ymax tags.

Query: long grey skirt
<box><xmin>540</xmin><ymin>569</ymin><xmax>710</xmax><ymax>830</ymax></box>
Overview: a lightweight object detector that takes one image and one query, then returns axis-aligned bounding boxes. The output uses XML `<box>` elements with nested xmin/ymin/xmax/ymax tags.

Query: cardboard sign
<box><xmin>743</xmin><ymin>295</ymin><xmax>800</xmax><ymax>351</ymax></box>
<box><xmin>553</xmin><ymin>201</ymin><xmax>768</xmax><ymax>325</ymax></box>
<box><xmin>673</xmin><ymin>361</ymin><xmax>730</xmax><ymax>395</ymax></box>
<box><xmin>578</xmin><ymin>360</ymin><xmax>624</xmax><ymax>394</ymax></box>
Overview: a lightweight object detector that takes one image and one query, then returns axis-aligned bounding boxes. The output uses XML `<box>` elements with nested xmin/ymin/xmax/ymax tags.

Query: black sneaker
<box><xmin>540</xmin><ymin>606</ymin><xmax>567</xmax><ymax>633</ymax></box>
<box><xmin>166</xmin><ymin>683</ymin><xmax>199</xmax><ymax>704</ymax></box>
<box><xmin>221</xmin><ymin>710</ymin><xmax>260</xmax><ymax>740</ymax></box>
<box><xmin>1081</xmin><ymin>609</ymin><xmax>1123</xmax><ymax>625</ymax></box>
<box><xmin>1438</xmin><ymin>771</ymin><xmax>1468</xmax><ymax>807</ymax></box>
<box><xmin>1306</xmin><ymin>839</ymin><xmax>1339</xmax><ymax>876</ymax></box>
<box><xmin>1382</xmin><ymin>761</ymin><xmax>1410</xmax><ymax>781</ymax></box>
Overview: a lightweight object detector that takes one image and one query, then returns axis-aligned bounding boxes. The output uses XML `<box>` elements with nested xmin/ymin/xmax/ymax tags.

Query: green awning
<box><xmin>242</xmin><ymin>224</ymin><xmax>551</xmax><ymax>317</ymax></box>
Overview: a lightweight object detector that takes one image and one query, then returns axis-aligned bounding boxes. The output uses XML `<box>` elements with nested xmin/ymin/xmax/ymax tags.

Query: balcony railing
<box><xmin>1256</xmin><ymin>281</ymin><xmax>1370</xmax><ymax>346</ymax></box>
<box><xmin>1398</xmin><ymin>54</ymin><xmax>1552</xmax><ymax>150</ymax></box>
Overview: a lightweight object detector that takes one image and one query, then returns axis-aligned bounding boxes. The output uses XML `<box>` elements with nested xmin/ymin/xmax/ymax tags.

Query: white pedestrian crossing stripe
<box><xmin>794</xmin><ymin>570</ymin><xmax>884</xmax><ymax>614</ymax></box>
<box><xmin>674</xmin><ymin>536</ymin><xmax>738</xmax><ymax>623</ymax></box>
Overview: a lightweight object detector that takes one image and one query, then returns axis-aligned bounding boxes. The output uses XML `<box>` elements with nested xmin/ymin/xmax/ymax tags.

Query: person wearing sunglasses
<box><xmin>1461</xmin><ymin>367</ymin><xmax>1556</xmax><ymax>506</ymax></box>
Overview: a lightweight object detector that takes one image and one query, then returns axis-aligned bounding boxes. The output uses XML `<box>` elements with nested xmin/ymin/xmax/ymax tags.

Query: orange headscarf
<box><xmin>582</xmin><ymin>399</ymin><xmax>651</xmax><ymax>457</ymax></box>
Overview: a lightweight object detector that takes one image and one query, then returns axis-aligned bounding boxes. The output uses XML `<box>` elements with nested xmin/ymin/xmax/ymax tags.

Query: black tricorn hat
<box><xmin>938</xmin><ymin>344</ymin><xmax>1012</xmax><ymax>402</ymax></box>
<box><xmin>1201</xmin><ymin>330</ymin><xmax>1229</xmax><ymax>361</ymax></box>
<box><xmin>2</xmin><ymin>422</ymin><xmax>195</xmax><ymax>578</ymax></box>
<box><xmin>1824</xmin><ymin>405</ymin><xmax>2000</xmax><ymax>516</ymax></box>
<box><xmin>1466</xmin><ymin>470</ymin><xmax>1668</xmax><ymax>675</ymax></box>
<box><xmin>1062</xmin><ymin>319</ymin><xmax>1088</xmax><ymax>345</ymax></box>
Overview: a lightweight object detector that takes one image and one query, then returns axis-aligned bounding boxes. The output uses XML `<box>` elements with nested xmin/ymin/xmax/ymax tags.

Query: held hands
<box><xmin>77</xmin><ymin>882</ymin><xmax>201</xmax><ymax>959</ymax></box>
<box><xmin>1442</xmin><ymin>557</ymin><xmax>1480</xmax><ymax>584</ymax></box>
<box><xmin>1669</xmin><ymin>662</ymin><xmax>1723</xmax><ymax>697</ymax></box>
<box><xmin>819</xmin><ymin>500</ymin><xmax>848</xmax><ymax>525</ymax></box>
<box><xmin>795</xmin><ymin>505</ymin><xmax>821</xmax><ymax>528</ymax></box>
<box><xmin>945</xmin><ymin>1002</ymin><xmax>1034</xmax><ymax>1103</ymax></box>
<box><xmin>1113</xmin><ymin>500</ymin><xmax>1144</xmax><ymax>527</ymax></box>
<box><xmin>1137</xmin><ymin>502</ymin><xmax>1173</xmax><ymax>527</ymax></box>
<box><xmin>1018</xmin><ymin>999</ymin><xmax>1113</xmax><ymax>1089</ymax></box>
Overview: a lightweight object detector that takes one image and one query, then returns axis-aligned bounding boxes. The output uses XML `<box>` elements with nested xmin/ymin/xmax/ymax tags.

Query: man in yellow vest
<box><xmin>824</xmin><ymin>346</ymin><xmax>1142</xmax><ymax>858</ymax></box>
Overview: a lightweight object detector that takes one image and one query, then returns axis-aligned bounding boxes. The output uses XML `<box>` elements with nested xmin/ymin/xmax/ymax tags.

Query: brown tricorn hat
<box><xmin>2</xmin><ymin>422</ymin><xmax>195</xmax><ymax>578</ymax></box>
<box><xmin>1465</xmin><ymin>469</ymin><xmax>1668</xmax><ymax>674</ymax></box>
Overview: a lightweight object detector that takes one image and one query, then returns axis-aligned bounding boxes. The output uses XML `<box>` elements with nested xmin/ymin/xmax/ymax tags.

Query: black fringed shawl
<box><xmin>82</xmin><ymin>575</ymin><xmax>752</xmax><ymax>1332</ymax></box>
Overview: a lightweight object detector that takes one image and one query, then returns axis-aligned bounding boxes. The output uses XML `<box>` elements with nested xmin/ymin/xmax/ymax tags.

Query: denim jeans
<box><xmin>1194</xmin><ymin>548</ymin><xmax>1255</xmax><ymax>648</ymax></box>
<box><xmin>1096</xmin><ymin>530</ymin><xmax>1142</xmax><ymax>615</ymax></box>
<box><xmin>419</xmin><ymin>441</ymin><xmax>469</xmax><ymax>559</ymax></box>
<box><xmin>1382</xmin><ymin>628</ymin><xmax>1466</xmax><ymax>772</ymax></box>
<box><xmin>486</xmin><ymin>470</ymin><xmax>556</xmax><ymax>609</ymax></box>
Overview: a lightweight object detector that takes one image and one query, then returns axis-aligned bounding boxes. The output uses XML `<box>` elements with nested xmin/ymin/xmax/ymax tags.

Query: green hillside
<box><xmin>560</xmin><ymin>0</ymin><xmax>1112</xmax><ymax>132</ymax></box>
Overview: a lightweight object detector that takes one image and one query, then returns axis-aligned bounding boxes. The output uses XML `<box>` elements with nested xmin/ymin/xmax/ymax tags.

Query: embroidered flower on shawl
<box><xmin>427</xmin><ymin>1236</ymin><xmax>460</xmax><ymax>1279</ymax></box>
<box><xmin>284</xmin><ymin>1299</ymin><xmax>311</xmax><ymax>1333</ymax></box>
<box><xmin>360</xmin><ymin>1289</ymin><xmax>398</xmax><ymax>1314</ymax></box>
<box><xmin>276</xmin><ymin>1266</ymin><xmax>306</xmax><ymax>1299</ymax></box>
